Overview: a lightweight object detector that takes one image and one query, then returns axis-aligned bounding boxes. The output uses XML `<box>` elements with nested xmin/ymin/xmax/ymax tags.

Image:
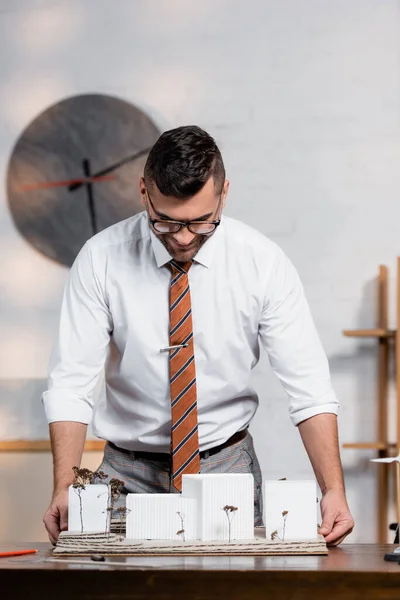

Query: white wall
<box><xmin>1</xmin><ymin>0</ymin><xmax>399</xmax><ymax>542</ymax></box>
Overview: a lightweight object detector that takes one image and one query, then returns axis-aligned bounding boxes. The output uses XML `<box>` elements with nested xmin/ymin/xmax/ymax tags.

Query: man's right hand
<box><xmin>43</xmin><ymin>489</ymin><xmax>69</xmax><ymax>545</ymax></box>
<box><xmin>44</xmin><ymin>421</ymin><xmax>87</xmax><ymax>544</ymax></box>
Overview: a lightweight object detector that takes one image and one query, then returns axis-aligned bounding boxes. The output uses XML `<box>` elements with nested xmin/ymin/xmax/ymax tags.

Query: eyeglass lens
<box><xmin>153</xmin><ymin>221</ymin><xmax>216</xmax><ymax>234</ymax></box>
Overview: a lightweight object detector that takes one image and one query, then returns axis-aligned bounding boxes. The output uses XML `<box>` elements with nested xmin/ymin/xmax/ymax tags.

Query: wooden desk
<box><xmin>1</xmin><ymin>542</ymin><xmax>400</xmax><ymax>599</ymax></box>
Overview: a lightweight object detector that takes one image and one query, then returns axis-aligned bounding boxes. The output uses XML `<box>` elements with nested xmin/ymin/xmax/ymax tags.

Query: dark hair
<box><xmin>144</xmin><ymin>125</ymin><xmax>225</xmax><ymax>198</ymax></box>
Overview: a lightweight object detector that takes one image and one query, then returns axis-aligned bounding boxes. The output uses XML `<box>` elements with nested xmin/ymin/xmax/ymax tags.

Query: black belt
<box><xmin>109</xmin><ymin>429</ymin><xmax>248</xmax><ymax>462</ymax></box>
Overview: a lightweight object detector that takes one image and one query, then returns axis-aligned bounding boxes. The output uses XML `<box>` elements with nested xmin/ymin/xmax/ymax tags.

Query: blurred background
<box><xmin>1</xmin><ymin>0</ymin><xmax>400</xmax><ymax>543</ymax></box>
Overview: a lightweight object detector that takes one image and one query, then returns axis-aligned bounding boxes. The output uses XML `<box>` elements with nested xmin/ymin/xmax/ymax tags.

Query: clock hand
<box><xmin>68</xmin><ymin>147</ymin><xmax>151</xmax><ymax>192</ymax></box>
<box><xmin>19</xmin><ymin>175</ymin><xmax>115</xmax><ymax>192</ymax></box>
<box><xmin>82</xmin><ymin>158</ymin><xmax>97</xmax><ymax>235</ymax></box>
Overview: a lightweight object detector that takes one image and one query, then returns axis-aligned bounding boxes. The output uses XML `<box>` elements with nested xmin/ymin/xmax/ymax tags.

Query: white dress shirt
<box><xmin>42</xmin><ymin>212</ymin><xmax>339</xmax><ymax>452</ymax></box>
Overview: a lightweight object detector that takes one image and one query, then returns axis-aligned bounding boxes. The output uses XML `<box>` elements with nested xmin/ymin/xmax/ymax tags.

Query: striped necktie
<box><xmin>169</xmin><ymin>259</ymin><xmax>200</xmax><ymax>491</ymax></box>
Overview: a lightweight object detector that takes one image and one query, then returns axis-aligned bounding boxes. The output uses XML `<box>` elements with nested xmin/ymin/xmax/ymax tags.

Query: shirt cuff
<box><xmin>42</xmin><ymin>389</ymin><xmax>94</xmax><ymax>424</ymax></box>
<box><xmin>289</xmin><ymin>394</ymin><xmax>340</xmax><ymax>427</ymax></box>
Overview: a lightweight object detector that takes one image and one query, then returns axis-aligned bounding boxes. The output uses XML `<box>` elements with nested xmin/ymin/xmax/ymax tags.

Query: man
<box><xmin>43</xmin><ymin>125</ymin><xmax>354</xmax><ymax>545</ymax></box>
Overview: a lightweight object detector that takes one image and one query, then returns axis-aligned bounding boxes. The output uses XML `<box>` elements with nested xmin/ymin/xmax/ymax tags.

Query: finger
<box><xmin>45</xmin><ymin>521</ymin><xmax>59</xmax><ymax>545</ymax></box>
<box><xmin>324</xmin><ymin>520</ymin><xmax>353</xmax><ymax>545</ymax></box>
<box><xmin>327</xmin><ymin>534</ymin><xmax>347</xmax><ymax>547</ymax></box>
<box><xmin>59</xmin><ymin>506</ymin><xmax>69</xmax><ymax>532</ymax></box>
<box><xmin>319</xmin><ymin>513</ymin><xmax>336</xmax><ymax>535</ymax></box>
<box><xmin>43</xmin><ymin>511</ymin><xmax>61</xmax><ymax>545</ymax></box>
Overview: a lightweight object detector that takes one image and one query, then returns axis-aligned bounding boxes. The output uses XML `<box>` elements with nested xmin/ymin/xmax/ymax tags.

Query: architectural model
<box><xmin>65</xmin><ymin>468</ymin><xmax>323</xmax><ymax>555</ymax></box>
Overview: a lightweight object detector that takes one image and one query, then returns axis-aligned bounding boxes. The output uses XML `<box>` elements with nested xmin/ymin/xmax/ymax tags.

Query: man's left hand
<box><xmin>318</xmin><ymin>489</ymin><xmax>354</xmax><ymax>546</ymax></box>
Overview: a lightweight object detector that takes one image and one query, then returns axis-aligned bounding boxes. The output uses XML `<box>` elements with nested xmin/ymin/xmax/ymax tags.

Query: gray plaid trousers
<box><xmin>96</xmin><ymin>431</ymin><xmax>263</xmax><ymax>526</ymax></box>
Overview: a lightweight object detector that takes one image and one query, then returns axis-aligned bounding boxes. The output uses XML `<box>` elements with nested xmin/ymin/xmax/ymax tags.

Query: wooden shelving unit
<box><xmin>343</xmin><ymin>260</ymin><xmax>400</xmax><ymax>542</ymax></box>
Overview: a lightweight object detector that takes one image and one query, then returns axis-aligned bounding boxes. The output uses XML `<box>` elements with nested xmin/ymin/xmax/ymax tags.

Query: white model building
<box><xmin>126</xmin><ymin>474</ymin><xmax>254</xmax><ymax>541</ymax></box>
<box><xmin>126</xmin><ymin>494</ymin><xmax>197</xmax><ymax>540</ymax></box>
<box><xmin>68</xmin><ymin>483</ymin><xmax>109</xmax><ymax>533</ymax></box>
<box><xmin>264</xmin><ymin>480</ymin><xmax>318</xmax><ymax>541</ymax></box>
<box><xmin>182</xmin><ymin>473</ymin><xmax>254</xmax><ymax>541</ymax></box>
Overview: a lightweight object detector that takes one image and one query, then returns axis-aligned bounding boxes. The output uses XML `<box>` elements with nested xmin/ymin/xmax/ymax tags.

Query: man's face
<box><xmin>140</xmin><ymin>176</ymin><xmax>228</xmax><ymax>263</ymax></box>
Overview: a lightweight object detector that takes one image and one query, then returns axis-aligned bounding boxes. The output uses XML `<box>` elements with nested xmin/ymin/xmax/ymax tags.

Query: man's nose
<box><xmin>172</xmin><ymin>226</ymin><xmax>196</xmax><ymax>245</ymax></box>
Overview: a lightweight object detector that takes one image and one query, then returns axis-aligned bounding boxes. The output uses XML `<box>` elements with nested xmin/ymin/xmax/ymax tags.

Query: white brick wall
<box><xmin>1</xmin><ymin>0</ymin><xmax>399</xmax><ymax>541</ymax></box>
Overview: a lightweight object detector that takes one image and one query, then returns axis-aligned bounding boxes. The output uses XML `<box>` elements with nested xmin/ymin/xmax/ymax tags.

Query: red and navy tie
<box><xmin>169</xmin><ymin>259</ymin><xmax>200</xmax><ymax>491</ymax></box>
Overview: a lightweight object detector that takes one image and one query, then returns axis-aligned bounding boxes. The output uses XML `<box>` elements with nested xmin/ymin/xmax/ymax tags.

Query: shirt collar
<box><xmin>148</xmin><ymin>215</ymin><xmax>224</xmax><ymax>270</ymax></box>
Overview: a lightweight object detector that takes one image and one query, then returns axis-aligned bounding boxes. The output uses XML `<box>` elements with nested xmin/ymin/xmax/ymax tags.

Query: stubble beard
<box><xmin>159</xmin><ymin>233</ymin><xmax>209</xmax><ymax>263</ymax></box>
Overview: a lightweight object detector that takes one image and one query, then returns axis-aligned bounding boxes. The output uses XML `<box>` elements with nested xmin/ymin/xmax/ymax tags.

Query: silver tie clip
<box><xmin>160</xmin><ymin>344</ymin><xmax>189</xmax><ymax>352</ymax></box>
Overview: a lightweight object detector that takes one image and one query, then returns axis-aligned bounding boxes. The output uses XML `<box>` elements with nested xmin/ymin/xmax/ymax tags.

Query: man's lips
<box><xmin>170</xmin><ymin>239</ymin><xmax>196</xmax><ymax>249</ymax></box>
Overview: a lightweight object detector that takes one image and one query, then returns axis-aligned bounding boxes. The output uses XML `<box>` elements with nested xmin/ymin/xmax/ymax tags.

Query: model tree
<box><xmin>106</xmin><ymin>477</ymin><xmax>126</xmax><ymax>536</ymax></box>
<box><xmin>222</xmin><ymin>505</ymin><xmax>238</xmax><ymax>543</ymax></box>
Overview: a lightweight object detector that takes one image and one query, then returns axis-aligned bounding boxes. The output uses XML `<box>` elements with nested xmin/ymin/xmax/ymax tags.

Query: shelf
<box><xmin>343</xmin><ymin>328</ymin><xmax>396</xmax><ymax>338</ymax></box>
<box><xmin>343</xmin><ymin>442</ymin><xmax>397</xmax><ymax>450</ymax></box>
<box><xmin>0</xmin><ymin>440</ymin><xmax>105</xmax><ymax>452</ymax></box>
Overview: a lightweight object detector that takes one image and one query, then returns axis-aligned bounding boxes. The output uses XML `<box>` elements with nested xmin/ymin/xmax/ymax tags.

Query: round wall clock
<box><xmin>7</xmin><ymin>93</ymin><xmax>160</xmax><ymax>266</ymax></box>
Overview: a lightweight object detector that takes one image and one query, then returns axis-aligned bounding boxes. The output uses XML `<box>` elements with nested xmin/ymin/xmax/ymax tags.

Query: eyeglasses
<box><xmin>146</xmin><ymin>190</ymin><xmax>222</xmax><ymax>235</ymax></box>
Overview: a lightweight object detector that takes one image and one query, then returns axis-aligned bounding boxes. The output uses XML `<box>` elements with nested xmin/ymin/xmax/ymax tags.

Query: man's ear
<box><xmin>221</xmin><ymin>179</ymin><xmax>230</xmax><ymax>209</ymax></box>
<box><xmin>139</xmin><ymin>177</ymin><xmax>147</xmax><ymax>208</ymax></box>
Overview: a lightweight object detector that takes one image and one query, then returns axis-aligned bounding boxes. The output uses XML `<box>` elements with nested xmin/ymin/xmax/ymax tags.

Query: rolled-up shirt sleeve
<box><xmin>258</xmin><ymin>246</ymin><xmax>339</xmax><ymax>426</ymax></box>
<box><xmin>42</xmin><ymin>242</ymin><xmax>112</xmax><ymax>424</ymax></box>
